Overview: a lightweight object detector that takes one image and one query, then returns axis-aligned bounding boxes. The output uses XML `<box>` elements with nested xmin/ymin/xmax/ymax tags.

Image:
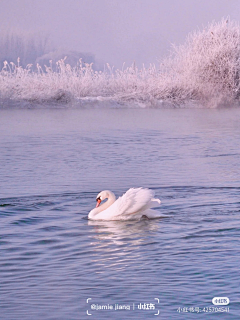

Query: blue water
<box><xmin>0</xmin><ymin>107</ymin><xmax>240</xmax><ymax>319</ymax></box>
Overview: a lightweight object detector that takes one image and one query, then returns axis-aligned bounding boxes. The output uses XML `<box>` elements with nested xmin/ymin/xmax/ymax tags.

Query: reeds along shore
<box><xmin>0</xmin><ymin>19</ymin><xmax>240</xmax><ymax>108</ymax></box>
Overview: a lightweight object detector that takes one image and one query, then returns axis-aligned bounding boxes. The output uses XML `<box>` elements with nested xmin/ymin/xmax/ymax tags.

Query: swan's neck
<box><xmin>89</xmin><ymin>191</ymin><xmax>116</xmax><ymax>218</ymax></box>
<box><xmin>99</xmin><ymin>192</ymin><xmax>116</xmax><ymax>212</ymax></box>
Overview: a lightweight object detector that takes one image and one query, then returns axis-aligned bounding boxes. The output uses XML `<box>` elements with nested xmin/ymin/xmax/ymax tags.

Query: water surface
<box><xmin>0</xmin><ymin>107</ymin><xmax>240</xmax><ymax>319</ymax></box>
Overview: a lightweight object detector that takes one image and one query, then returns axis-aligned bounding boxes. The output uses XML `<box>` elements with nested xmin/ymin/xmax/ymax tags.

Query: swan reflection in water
<box><xmin>87</xmin><ymin>218</ymin><xmax>165</xmax><ymax>272</ymax></box>
<box><xmin>88</xmin><ymin>218</ymin><xmax>163</xmax><ymax>242</ymax></box>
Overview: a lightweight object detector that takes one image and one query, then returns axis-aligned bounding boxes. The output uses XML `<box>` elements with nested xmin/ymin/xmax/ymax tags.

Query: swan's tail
<box><xmin>150</xmin><ymin>198</ymin><xmax>161</xmax><ymax>208</ymax></box>
<box><xmin>141</xmin><ymin>208</ymin><xmax>162</xmax><ymax>219</ymax></box>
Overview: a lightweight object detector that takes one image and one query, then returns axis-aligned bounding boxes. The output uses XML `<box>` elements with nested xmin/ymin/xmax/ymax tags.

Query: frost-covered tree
<box><xmin>162</xmin><ymin>18</ymin><xmax>240</xmax><ymax>105</ymax></box>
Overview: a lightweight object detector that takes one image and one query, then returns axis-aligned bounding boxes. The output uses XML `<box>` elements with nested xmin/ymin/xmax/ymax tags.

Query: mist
<box><xmin>0</xmin><ymin>0</ymin><xmax>240</xmax><ymax>68</ymax></box>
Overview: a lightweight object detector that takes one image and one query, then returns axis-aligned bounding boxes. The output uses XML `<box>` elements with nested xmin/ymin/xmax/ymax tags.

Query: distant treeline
<box><xmin>0</xmin><ymin>29</ymin><xmax>98</xmax><ymax>69</ymax></box>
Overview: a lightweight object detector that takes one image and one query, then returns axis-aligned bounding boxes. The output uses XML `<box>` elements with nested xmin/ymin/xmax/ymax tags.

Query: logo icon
<box><xmin>212</xmin><ymin>297</ymin><xmax>230</xmax><ymax>305</ymax></box>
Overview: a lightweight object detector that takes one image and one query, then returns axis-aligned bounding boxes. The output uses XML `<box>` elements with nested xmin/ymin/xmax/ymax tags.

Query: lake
<box><xmin>0</xmin><ymin>107</ymin><xmax>240</xmax><ymax>319</ymax></box>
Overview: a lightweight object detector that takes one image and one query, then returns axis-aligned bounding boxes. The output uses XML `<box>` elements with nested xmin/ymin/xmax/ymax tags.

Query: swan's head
<box><xmin>95</xmin><ymin>190</ymin><xmax>115</xmax><ymax>207</ymax></box>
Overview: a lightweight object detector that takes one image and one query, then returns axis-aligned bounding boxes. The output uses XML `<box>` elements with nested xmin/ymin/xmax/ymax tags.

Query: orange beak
<box><xmin>96</xmin><ymin>199</ymin><xmax>101</xmax><ymax>208</ymax></box>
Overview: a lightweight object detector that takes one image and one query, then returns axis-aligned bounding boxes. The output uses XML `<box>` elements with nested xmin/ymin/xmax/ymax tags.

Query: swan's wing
<box><xmin>116</xmin><ymin>188</ymin><xmax>158</xmax><ymax>216</ymax></box>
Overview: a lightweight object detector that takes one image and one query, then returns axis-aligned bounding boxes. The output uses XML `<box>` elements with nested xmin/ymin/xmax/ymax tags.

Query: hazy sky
<box><xmin>1</xmin><ymin>0</ymin><xmax>240</xmax><ymax>67</ymax></box>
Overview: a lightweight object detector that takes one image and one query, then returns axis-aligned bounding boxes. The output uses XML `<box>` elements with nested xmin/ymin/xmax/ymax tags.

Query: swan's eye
<box><xmin>96</xmin><ymin>197</ymin><xmax>101</xmax><ymax>201</ymax></box>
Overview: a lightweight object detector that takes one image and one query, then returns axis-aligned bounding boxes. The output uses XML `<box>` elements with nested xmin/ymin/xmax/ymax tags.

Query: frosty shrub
<box><xmin>0</xmin><ymin>18</ymin><xmax>240</xmax><ymax>108</ymax></box>
<box><xmin>163</xmin><ymin>18</ymin><xmax>240</xmax><ymax>106</ymax></box>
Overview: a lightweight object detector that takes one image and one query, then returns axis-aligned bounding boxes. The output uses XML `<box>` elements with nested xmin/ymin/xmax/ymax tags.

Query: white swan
<box><xmin>88</xmin><ymin>188</ymin><xmax>161</xmax><ymax>220</ymax></box>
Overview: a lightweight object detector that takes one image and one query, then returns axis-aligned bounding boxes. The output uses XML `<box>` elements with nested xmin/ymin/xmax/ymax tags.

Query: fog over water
<box><xmin>1</xmin><ymin>0</ymin><xmax>240</xmax><ymax>67</ymax></box>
